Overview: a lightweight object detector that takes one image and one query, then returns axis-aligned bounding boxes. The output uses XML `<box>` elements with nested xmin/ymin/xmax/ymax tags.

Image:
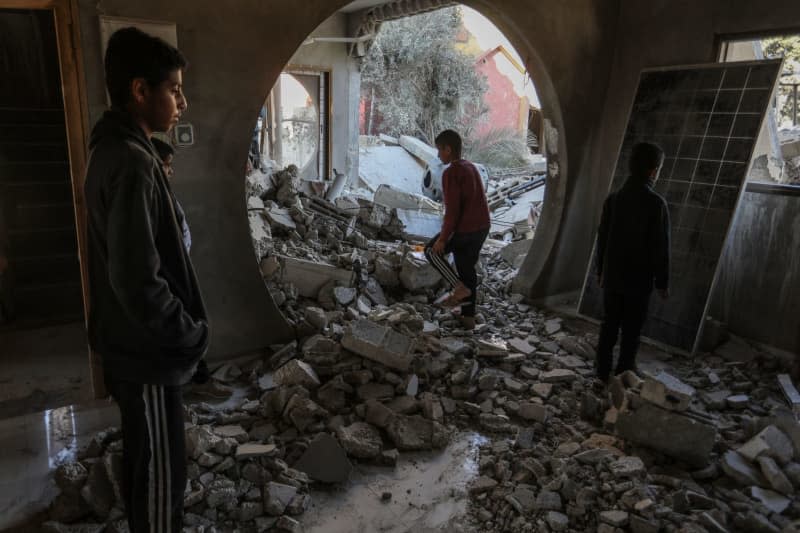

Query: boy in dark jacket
<box><xmin>424</xmin><ymin>129</ymin><xmax>491</xmax><ymax>330</ymax></box>
<box><xmin>84</xmin><ymin>27</ymin><xmax>207</xmax><ymax>532</ymax></box>
<box><xmin>595</xmin><ymin>142</ymin><xmax>671</xmax><ymax>382</ymax></box>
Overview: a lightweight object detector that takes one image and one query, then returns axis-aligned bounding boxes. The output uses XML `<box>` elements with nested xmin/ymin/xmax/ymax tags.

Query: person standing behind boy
<box><xmin>424</xmin><ymin>129</ymin><xmax>491</xmax><ymax>330</ymax></box>
<box><xmin>595</xmin><ymin>142</ymin><xmax>670</xmax><ymax>383</ymax></box>
<box><xmin>151</xmin><ymin>137</ymin><xmax>192</xmax><ymax>252</ymax></box>
<box><xmin>84</xmin><ymin>27</ymin><xmax>208</xmax><ymax>532</ymax></box>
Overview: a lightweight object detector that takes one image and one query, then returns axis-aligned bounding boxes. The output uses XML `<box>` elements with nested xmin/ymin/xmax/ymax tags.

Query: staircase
<box><xmin>0</xmin><ymin>106</ymin><xmax>84</xmax><ymax>327</ymax></box>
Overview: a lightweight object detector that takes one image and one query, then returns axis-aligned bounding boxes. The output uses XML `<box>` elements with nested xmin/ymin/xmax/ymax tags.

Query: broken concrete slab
<box><xmin>386</xmin><ymin>415</ymin><xmax>446</xmax><ymax>451</ymax></box>
<box><xmin>264</xmin><ymin>482</ymin><xmax>298</xmax><ymax>516</ymax></box>
<box><xmin>616</xmin><ymin>403</ymin><xmax>717</xmax><ymax>467</ymax></box>
<box><xmin>277</xmin><ymin>255</ymin><xmax>355</xmax><ymax>299</ymax></box>
<box><xmin>374</xmin><ymin>184</ymin><xmax>441</xmax><ymax>211</ymax></box>
<box><xmin>777</xmin><ymin>373</ymin><xmax>800</xmax><ymax>420</ymax></box>
<box><xmin>715</xmin><ymin>337</ymin><xmax>757</xmax><ymax>363</ymax></box>
<box><xmin>507</xmin><ymin>337</ymin><xmax>535</xmax><ymax>355</ymax></box>
<box><xmin>341</xmin><ymin>319</ymin><xmax>414</xmax><ymax>372</ymax></box>
<box><xmin>721</xmin><ymin>451</ymin><xmax>768</xmax><ymax>487</ymax></box>
<box><xmin>500</xmin><ymin>239</ymin><xmax>533</xmax><ymax>269</ymax></box>
<box><xmin>235</xmin><ymin>443</ymin><xmax>278</xmax><ymax>460</ymax></box>
<box><xmin>610</xmin><ymin>456</ymin><xmax>645</xmax><ymax>478</ymax></box>
<box><xmin>757</xmin><ymin>456</ymin><xmax>794</xmax><ymax>495</ymax></box>
<box><xmin>747</xmin><ymin>486</ymin><xmax>790</xmax><ymax>514</ymax></box>
<box><xmin>518</xmin><ymin>401</ymin><xmax>548</xmax><ymax>423</ymax></box>
<box><xmin>264</xmin><ymin>206</ymin><xmax>297</xmax><ymax>231</ymax></box>
<box><xmin>738</xmin><ymin>425</ymin><xmax>794</xmax><ymax>464</ymax></box>
<box><xmin>274</xmin><ymin>359</ymin><xmax>320</xmax><ymax>389</ymax></box>
<box><xmin>399</xmin><ymin>253</ymin><xmax>441</xmax><ymax>291</ymax></box>
<box><xmin>477</xmin><ymin>338</ymin><xmax>510</xmax><ymax>358</ymax></box>
<box><xmin>541</xmin><ymin>369</ymin><xmax>577</xmax><ymax>383</ymax></box>
<box><xmin>293</xmin><ymin>433</ymin><xmax>352</xmax><ymax>484</ymax></box>
<box><xmin>336</xmin><ymin>422</ymin><xmax>383</xmax><ymax>459</ymax></box>
<box><xmin>640</xmin><ymin>371</ymin><xmax>696</xmax><ymax>411</ymax></box>
<box><xmin>213</xmin><ymin>425</ymin><xmax>249</xmax><ymax>443</ymax></box>
<box><xmin>394</xmin><ymin>209</ymin><xmax>442</xmax><ymax>241</ymax></box>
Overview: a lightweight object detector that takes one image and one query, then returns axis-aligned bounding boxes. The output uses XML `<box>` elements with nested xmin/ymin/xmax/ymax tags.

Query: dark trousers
<box><xmin>424</xmin><ymin>228</ymin><xmax>488</xmax><ymax>317</ymax></box>
<box><xmin>596</xmin><ymin>288</ymin><xmax>651</xmax><ymax>380</ymax></box>
<box><xmin>106</xmin><ymin>376</ymin><xmax>186</xmax><ymax>533</ymax></box>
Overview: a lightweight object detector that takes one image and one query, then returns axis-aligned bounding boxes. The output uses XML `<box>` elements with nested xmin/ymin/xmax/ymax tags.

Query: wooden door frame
<box><xmin>1</xmin><ymin>0</ymin><xmax>103</xmax><ymax>397</ymax></box>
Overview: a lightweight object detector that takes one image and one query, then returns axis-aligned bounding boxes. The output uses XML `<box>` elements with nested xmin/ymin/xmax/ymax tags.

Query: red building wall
<box><xmin>475</xmin><ymin>50</ymin><xmax>527</xmax><ymax>137</ymax></box>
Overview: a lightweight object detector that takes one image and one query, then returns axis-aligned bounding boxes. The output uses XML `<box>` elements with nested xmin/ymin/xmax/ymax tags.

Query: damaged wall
<box><xmin>284</xmin><ymin>13</ymin><xmax>361</xmax><ymax>186</ymax></box>
<box><xmin>529</xmin><ymin>0</ymin><xmax>800</xmax><ymax>331</ymax></box>
<box><xmin>73</xmin><ymin>0</ymin><xmax>619</xmax><ymax>360</ymax></box>
<box><xmin>710</xmin><ymin>190</ymin><xmax>800</xmax><ymax>353</ymax></box>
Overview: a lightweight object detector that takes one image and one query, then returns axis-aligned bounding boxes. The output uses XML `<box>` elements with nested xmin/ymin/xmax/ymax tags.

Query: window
<box><xmin>261</xmin><ymin>69</ymin><xmax>331</xmax><ymax>180</ymax></box>
<box><xmin>719</xmin><ymin>35</ymin><xmax>800</xmax><ymax>188</ymax></box>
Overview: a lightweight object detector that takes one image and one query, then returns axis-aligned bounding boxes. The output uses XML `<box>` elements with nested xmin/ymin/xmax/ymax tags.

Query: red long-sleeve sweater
<box><xmin>440</xmin><ymin>159</ymin><xmax>491</xmax><ymax>241</ymax></box>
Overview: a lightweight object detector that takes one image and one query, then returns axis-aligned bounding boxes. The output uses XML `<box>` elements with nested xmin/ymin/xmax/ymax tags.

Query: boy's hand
<box><xmin>432</xmin><ymin>238</ymin><xmax>446</xmax><ymax>255</ymax></box>
<box><xmin>658</xmin><ymin>288</ymin><xmax>669</xmax><ymax>300</ymax></box>
<box><xmin>191</xmin><ymin>359</ymin><xmax>210</xmax><ymax>385</ymax></box>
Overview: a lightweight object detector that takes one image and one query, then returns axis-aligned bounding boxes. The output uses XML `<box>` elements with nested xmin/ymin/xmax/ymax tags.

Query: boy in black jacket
<box><xmin>84</xmin><ymin>28</ymin><xmax>207</xmax><ymax>532</ymax></box>
<box><xmin>595</xmin><ymin>142</ymin><xmax>670</xmax><ymax>383</ymax></box>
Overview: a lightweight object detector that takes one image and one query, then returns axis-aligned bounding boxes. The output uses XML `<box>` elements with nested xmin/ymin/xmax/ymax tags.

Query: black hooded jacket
<box><xmin>596</xmin><ymin>177</ymin><xmax>671</xmax><ymax>294</ymax></box>
<box><xmin>84</xmin><ymin>109</ymin><xmax>208</xmax><ymax>385</ymax></box>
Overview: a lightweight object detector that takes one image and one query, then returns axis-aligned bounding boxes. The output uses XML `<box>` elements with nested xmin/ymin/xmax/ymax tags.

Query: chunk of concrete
<box><xmin>264</xmin><ymin>206</ymin><xmax>297</xmax><ymax>231</ymax></box>
<box><xmin>500</xmin><ymin>239</ymin><xmax>533</xmax><ymax>269</ymax></box>
<box><xmin>616</xmin><ymin>403</ymin><xmax>717</xmax><ymax>467</ymax></box>
<box><xmin>507</xmin><ymin>337</ymin><xmax>535</xmax><ymax>355</ymax></box>
<box><xmin>213</xmin><ymin>425</ymin><xmax>249</xmax><ymax>443</ymax></box>
<box><xmin>263</xmin><ymin>482</ymin><xmax>297</xmax><ymax>516</ymax></box>
<box><xmin>336</xmin><ymin>422</ymin><xmax>383</xmax><ymax>459</ymax></box>
<box><xmin>610</xmin><ymin>456</ymin><xmax>646</xmax><ymax>478</ymax></box>
<box><xmin>394</xmin><ymin>209</ymin><xmax>442</xmax><ymax>241</ymax></box>
<box><xmin>738</xmin><ymin>425</ymin><xmax>794</xmax><ymax>465</ymax></box>
<box><xmin>721</xmin><ymin>451</ymin><xmax>768</xmax><ymax>487</ymax></box>
<box><xmin>341</xmin><ymin>319</ymin><xmax>414</xmax><ymax>372</ymax></box>
<box><xmin>399</xmin><ymin>252</ymin><xmax>441</xmax><ymax>291</ymax></box>
<box><xmin>541</xmin><ymin>369</ymin><xmax>577</xmax><ymax>383</ymax></box>
<box><xmin>235</xmin><ymin>443</ymin><xmax>278</xmax><ymax>460</ymax></box>
<box><xmin>640</xmin><ymin>371</ymin><xmax>696</xmax><ymax>412</ymax></box>
<box><xmin>757</xmin><ymin>456</ymin><xmax>794</xmax><ymax>495</ymax></box>
<box><xmin>304</xmin><ymin>306</ymin><xmax>328</xmax><ymax>331</ymax></box>
<box><xmin>274</xmin><ymin>359</ymin><xmax>320</xmax><ymax>389</ymax></box>
<box><xmin>386</xmin><ymin>415</ymin><xmax>447</xmax><ymax>451</ymax></box>
<box><xmin>747</xmin><ymin>486</ymin><xmax>790</xmax><ymax>514</ymax></box>
<box><xmin>278</xmin><ymin>255</ymin><xmax>355</xmax><ymax>299</ymax></box>
<box><xmin>518</xmin><ymin>401</ymin><xmax>548</xmax><ymax>423</ymax></box>
<box><xmin>293</xmin><ymin>433</ymin><xmax>352</xmax><ymax>483</ymax></box>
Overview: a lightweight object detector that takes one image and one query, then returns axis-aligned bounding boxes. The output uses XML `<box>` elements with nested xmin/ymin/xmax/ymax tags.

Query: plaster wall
<box><xmin>532</xmin><ymin>0</ymin><xmax>800</xmax><ymax>302</ymax></box>
<box><xmin>73</xmin><ymin>0</ymin><xmax>618</xmax><ymax>360</ymax></box>
<box><xmin>710</xmin><ymin>190</ymin><xmax>800</xmax><ymax>353</ymax></box>
<box><xmin>284</xmin><ymin>13</ymin><xmax>361</xmax><ymax>185</ymax></box>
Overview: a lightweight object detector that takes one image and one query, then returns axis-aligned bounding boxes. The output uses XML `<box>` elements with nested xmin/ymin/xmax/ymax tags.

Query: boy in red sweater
<box><xmin>424</xmin><ymin>130</ymin><xmax>491</xmax><ymax>330</ymax></box>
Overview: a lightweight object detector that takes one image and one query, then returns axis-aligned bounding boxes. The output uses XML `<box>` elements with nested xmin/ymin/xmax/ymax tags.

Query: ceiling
<box><xmin>339</xmin><ymin>0</ymin><xmax>392</xmax><ymax>13</ymax></box>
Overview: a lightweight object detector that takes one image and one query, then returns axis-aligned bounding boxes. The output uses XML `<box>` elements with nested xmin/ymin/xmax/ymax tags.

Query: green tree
<box><xmin>361</xmin><ymin>7</ymin><xmax>488</xmax><ymax>145</ymax></box>
<box><xmin>763</xmin><ymin>36</ymin><xmax>800</xmax><ymax>126</ymax></box>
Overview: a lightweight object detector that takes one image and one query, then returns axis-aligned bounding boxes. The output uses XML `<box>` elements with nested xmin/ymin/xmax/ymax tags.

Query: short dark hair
<box><xmin>151</xmin><ymin>137</ymin><xmax>175</xmax><ymax>161</ymax></box>
<box><xmin>104</xmin><ymin>27</ymin><xmax>188</xmax><ymax>109</ymax></box>
<box><xmin>435</xmin><ymin>129</ymin><xmax>462</xmax><ymax>156</ymax></box>
<box><xmin>629</xmin><ymin>142</ymin><xmax>664</xmax><ymax>178</ymax></box>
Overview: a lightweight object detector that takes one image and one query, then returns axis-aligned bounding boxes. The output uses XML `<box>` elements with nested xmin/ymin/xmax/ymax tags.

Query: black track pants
<box><xmin>106</xmin><ymin>376</ymin><xmax>186</xmax><ymax>532</ymax></box>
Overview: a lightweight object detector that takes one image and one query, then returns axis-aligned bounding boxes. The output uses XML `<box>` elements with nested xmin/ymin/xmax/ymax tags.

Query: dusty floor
<box><xmin>0</xmin><ymin>399</ymin><xmax>118</xmax><ymax>530</ymax></box>
<box><xmin>0</xmin><ymin>321</ymin><xmax>92</xmax><ymax>419</ymax></box>
<box><xmin>303</xmin><ymin>432</ymin><xmax>486</xmax><ymax>533</ymax></box>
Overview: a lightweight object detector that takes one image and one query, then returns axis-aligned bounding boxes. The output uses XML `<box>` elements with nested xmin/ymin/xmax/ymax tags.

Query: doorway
<box><xmin>0</xmin><ymin>3</ymin><xmax>92</xmax><ymax>419</ymax></box>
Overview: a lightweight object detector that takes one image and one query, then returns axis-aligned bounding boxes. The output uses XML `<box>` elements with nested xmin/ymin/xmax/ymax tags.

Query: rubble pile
<box><xmin>38</xmin><ymin>169</ymin><xmax>800</xmax><ymax>532</ymax></box>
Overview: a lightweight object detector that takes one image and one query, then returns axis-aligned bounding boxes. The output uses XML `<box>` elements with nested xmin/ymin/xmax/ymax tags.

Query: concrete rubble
<box><xmin>39</xmin><ymin>165</ymin><xmax>800</xmax><ymax>532</ymax></box>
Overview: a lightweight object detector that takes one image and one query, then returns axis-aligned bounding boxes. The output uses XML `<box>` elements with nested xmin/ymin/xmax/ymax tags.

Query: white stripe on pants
<box><xmin>429</xmin><ymin>251</ymin><xmax>460</xmax><ymax>287</ymax></box>
<box><xmin>143</xmin><ymin>385</ymin><xmax>172</xmax><ymax>532</ymax></box>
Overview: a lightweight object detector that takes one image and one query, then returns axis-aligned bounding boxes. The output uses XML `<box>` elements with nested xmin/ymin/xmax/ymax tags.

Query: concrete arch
<box><xmin>77</xmin><ymin>0</ymin><xmax>616</xmax><ymax>359</ymax></box>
